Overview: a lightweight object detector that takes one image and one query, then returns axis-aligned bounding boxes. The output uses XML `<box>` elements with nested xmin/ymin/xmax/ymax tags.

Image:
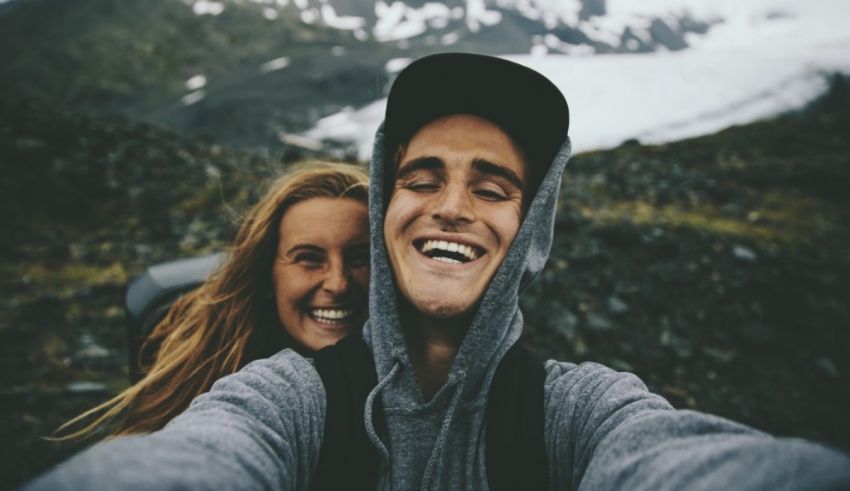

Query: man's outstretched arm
<box><xmin>545</xmin><ymin>361</ymin><xmax>850</xmax><ymax>491</ymax></box>
<box><xmin>24</xmin><ymin>350</ymin><xmax>325</xmax><ymax>491</ymax></box>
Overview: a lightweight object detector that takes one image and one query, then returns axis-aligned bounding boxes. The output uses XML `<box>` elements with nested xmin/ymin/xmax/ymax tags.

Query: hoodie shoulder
<box><xmin>25</xmin><ymin>349</ymin><xmax>325</xmax><ymax>491</ymax></box>
<box><xmin>543</xmin><ymin>360</ymin><xmax>672</xmax><ymax>487</ymax></box>
<box><xmin>543</xmin><ymin>360</ymin><xmax>850</xmax><ymax>490</ymax></box>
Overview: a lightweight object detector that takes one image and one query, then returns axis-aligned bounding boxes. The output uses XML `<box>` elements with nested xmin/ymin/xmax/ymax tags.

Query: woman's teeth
<box><xmin>420</xmin><ymin>240</ymin><xmax>479</xmax><ymax>263</ymax></box>
<box><xmin>311</xmin><ymin>308</ymin><xmax>354</xmax><ymax>324</ymax></box>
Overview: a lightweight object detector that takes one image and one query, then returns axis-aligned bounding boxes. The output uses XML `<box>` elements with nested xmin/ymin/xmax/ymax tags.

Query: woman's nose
<box><xmin>322</xmin><ymin>262</ymin><xmax>350</xmax><ymax>295</ymax></box>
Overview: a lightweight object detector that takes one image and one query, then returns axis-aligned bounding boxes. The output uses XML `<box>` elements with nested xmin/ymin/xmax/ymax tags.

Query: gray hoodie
<box><xmin>25</xmin><ymin>124</ymin><xmax>850</xmax><ymax>490</ymax></box>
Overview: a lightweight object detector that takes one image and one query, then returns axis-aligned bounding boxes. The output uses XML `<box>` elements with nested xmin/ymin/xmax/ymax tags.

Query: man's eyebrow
<box><xmin>395</xmin><ymin>156</ymin><xmax>444</xmax><ymax>180</ymax></box>
<box><xmin>472</xmin><ymin>159</ymin><xmax>524</xmax><ymax>190</ymax></box>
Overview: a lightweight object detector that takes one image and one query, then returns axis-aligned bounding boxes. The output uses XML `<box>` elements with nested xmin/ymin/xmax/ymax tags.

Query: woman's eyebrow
<box><xmin>284</xmin><ymin>243</ymin><xmax>325</xmax><ymax>256</ymax></box>
<box><xmin>472</xmin><ymin>159</ymin><xmax>524</xmax><ymax>190</ymax></box>
<box><xmin>344</xmin><ymin>242</ymin><xmax>371</xmax><ymax>252</ymax></box>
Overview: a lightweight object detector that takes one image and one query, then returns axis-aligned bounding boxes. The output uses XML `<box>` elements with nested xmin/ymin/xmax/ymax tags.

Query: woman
<box><xmin>59</xmin><ymin>161</ymin><xmax>370</xmax><ymax>438</ymax></box>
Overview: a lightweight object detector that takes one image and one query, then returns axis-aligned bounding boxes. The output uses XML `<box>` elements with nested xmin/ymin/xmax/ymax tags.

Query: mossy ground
<box><xmin>2</xmin><ymin>79</ymin><xmax>849</xmax><ymax>486</ymax></box>
<box><xmin>523</xmin><ymin>77</ymin><xmax>850</xmax><ymax>449</ymax></box>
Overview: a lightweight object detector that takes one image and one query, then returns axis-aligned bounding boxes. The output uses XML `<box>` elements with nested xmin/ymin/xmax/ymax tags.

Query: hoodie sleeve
<box><xmin>23</xmin><ymin>349</ymin><xmax>325</xmax><ymax>491</ymax></box>
<box><xmin>544</xmin><ymin>360</ymin><xmax>850</xmax><ymax>491</ymax></box>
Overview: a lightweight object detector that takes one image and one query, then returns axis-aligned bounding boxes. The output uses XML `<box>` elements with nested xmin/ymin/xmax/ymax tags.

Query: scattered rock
<box><xmin>572</xmin><ymin>334</ymin><xmax>589</xmax><ymax>356</ymax></box>
<box><xmin>73</xmin><ymin>334</ymin><xmax>114</xmax><ymax>362</ymax></box>
<box><xmin>610</xmin><ymin>358</ymin><xmax>635</xmax><ymax>372</ymax></box>
<box><xmin>733</xmin><ymin>323</ymin><xmax>777</xmax><ymax>348</ymax></box>
<box><xmin>815</xmin><ymin>357</ymin><xmax>840</xmax><ymax>378</ymax></box>
<box><xmin>732</xmin><ymin>245</ymin><xmax>757</xmax><ymax>261</ymax></box>
<box><xmin>65</xmin><ymin>381</ymin><xmax>108</xmax><ymax>394</ymax></box>
<box><xmin>586</xmin><ymin>313</ymin><xmax>614</xmax><ymax>331</ymax></box>
<box><xmin>607</xmin><ymin>296</ymin><xmax>630</xmax><ymax>314</ymax></box>
<box><xmin>548</xmin><ymin>308</ymin><xmax>579</xmax><ymax>336</ymax></box>
<box><xmin>701</xmin><ymin>346</ymin><xmax>735</xmax><ymax>363</ymax></box>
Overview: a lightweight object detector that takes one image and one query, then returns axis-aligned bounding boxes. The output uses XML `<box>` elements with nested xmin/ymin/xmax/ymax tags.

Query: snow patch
<box><xmin>385</xmin><ymin>58</ymin><xmax>412</xmax><ymax>73</ymax></box>
<box><xmin>181</xmin><ymin>90</ymin><xmax>206</xmax><ymax>106</ymax></box>
<box><xmin>192</xmin><ymin>0</ymin><xmax>225</xmax><ymax>16</ymax></box>
<box><xmin>320</xmin><ymin>4</ymin><xmax>366</xmax><ymax>30</ymax></box>
<box><xmin>301</xmin><ymin>0</ymin><xmax>850</xmax><ymax>159</ymax></box>
<box><xmin>465</xmin><ymin>0</ymin><xmax>502</xmax><ymax>33</ymax></box>
<box><xmin>441</xmin><ymin>31</ymin><xmax>460</xmax><ymax>45</ymax></box>
<box><xmin>185</xmin><ymin>75</ymin><xmax>207</xmax><ymax>91</ymax></box>
<box><xmin>300</xmin><ymin>8</ymin><xmax>318</xmax><ymax>24</ymax></box>
<box><xmin>303</xmin><ymin>101</ymin><xmax>387</xmax><ymax>156</ymax></box>
<box><xmin>259</xmin><ymin>56</ymin><xmax>291</xmax><ymax>73</ymax></box>
<box><xmin>374</xmin><ymin>2</ymin><xmax>424</xmax><ymax>42</ymax></box>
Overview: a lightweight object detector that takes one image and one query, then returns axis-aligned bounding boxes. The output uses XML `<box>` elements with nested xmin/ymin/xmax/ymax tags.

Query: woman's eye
<box><xmin>294</xmin><ymin>253</ymin><xmax>325</xmax><ymax>266</ymax></box>
<box><xmin>348</xmin><ymin>252</ymin><xmax>370</xmax><ymax>268</ymax></box>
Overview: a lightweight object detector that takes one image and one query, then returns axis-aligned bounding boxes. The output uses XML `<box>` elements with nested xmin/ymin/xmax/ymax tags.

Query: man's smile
<box><xmin>414</xmin><ymin>237</ymin><xmax>485</xmax><ymax>265</ymax></box>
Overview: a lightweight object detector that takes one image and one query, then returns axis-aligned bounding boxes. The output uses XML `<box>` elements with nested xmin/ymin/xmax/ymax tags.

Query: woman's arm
<box><xmin>544</xmin><ymin>360</ymin><xmax>850</xmax><ymax>491</ymax></box>
<box><xmin>24</xmin><ymin>349</ymin><xmax>325</xmax><ymax>491</ymax></box>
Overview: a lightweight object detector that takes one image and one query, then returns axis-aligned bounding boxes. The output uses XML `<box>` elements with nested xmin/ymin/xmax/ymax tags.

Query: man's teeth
<box><xmin>420</xmin><ymin>240</ymin><xmax>479</xmax><ymax>261</ymax></box>
<box><xmin>311</xmin><ymin>309</ymin><xmax>354</xmax><ymax>322</ymax></box>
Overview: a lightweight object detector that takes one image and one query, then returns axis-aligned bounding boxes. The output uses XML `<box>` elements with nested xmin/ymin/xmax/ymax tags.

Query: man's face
<box><xmin>384</xmin><ymin>114</ymin><xmax>527</xmax><ymax>320</ymax></box>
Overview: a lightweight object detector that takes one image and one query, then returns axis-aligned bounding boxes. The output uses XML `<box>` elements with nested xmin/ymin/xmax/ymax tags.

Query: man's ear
<box><xmin>385</xmin><ymin>144</ymin><xmax>408</xmax><ymax>205</ymax></box>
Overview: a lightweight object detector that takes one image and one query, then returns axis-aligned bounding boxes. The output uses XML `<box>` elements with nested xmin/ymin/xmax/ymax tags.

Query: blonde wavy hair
<box><xmin>57</xmin><ymin>162</ymin><xmax>369</xmax><ymax>439</ymax></box>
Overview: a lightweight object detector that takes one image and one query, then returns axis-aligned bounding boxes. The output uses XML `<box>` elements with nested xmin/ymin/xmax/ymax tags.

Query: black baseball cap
<box><xmin>383</xmin><ymin>53</ymin><xmax>569</xmax><ymax>189</ymax></box>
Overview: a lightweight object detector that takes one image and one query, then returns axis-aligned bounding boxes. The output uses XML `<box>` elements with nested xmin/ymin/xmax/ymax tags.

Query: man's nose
<box><xmin>431</xmin><ymin>183</ymin><xmax>474</xmax><ymax>224</ymax></box>
<box><xmin>322</xmin><ymin>261</ymin><xmax>350</xmax><ymax>295</ymax></box>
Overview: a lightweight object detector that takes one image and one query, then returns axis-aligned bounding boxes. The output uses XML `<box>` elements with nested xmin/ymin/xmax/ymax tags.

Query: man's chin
<box><xmin>405</xmin><ymin>293</ymin><xmax>477</xmax><ymax>321</ymax></box>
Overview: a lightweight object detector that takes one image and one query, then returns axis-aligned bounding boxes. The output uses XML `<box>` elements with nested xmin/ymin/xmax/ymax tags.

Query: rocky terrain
<box><xmin>523</xmin><ymin>75</ymin><xmax>850</xmax><ymax>448</ymax></box>
<box><xmin>2</xmin><ymin>76</ymin><xmax>849</xmax><ymax>487</ymax></box>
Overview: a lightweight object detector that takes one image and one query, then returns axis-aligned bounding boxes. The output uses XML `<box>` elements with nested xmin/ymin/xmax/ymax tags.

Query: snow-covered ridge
<box><xmin>186</xmin><ymin>0</ymin><xmax>718</xmax><ymax>54</ymax></box>
<box><xmin>302</xmin><ymin>0</ymin><xmax>850</xmax><ymax>157</ymax></box>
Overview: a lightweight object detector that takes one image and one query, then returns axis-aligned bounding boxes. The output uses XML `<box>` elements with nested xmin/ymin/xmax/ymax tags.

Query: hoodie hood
<box><xmin>360</xmin><ymin>55</ymin><xmax>570</xmax><ymax>486</ymax></box>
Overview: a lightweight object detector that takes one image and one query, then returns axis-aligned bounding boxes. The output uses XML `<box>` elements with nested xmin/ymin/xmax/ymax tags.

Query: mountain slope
<box><xmin>0</xmin><ymin>0</ymin><xmax>716</xmax><ymax>149</ymax></box>
<box><xmin>523</xmin><ymin>75</ymin><xmax>850</xmax><ymax>447</ymax></box>
<box><xmin>0</xmin><ymin>0</ymin><xmax>396</xmax><ymax>144</ymax></box>
<box><xmin>2</xmin><ymin>77</ymin><xmax>849</xmax><ymax>487</ymax></box>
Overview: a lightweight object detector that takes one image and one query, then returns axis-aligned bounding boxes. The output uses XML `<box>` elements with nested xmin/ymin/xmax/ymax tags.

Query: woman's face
<box><xmin>273</xmin><ymin>197</ymin><xmax>370</xmax><ymax>353</ymax></box>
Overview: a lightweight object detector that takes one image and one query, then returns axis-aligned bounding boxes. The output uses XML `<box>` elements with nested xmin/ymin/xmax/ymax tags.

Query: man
<box><xmin>26</xmin><ymin>53</ymin><xmax>850</xmax><ymax>490</ymax></box>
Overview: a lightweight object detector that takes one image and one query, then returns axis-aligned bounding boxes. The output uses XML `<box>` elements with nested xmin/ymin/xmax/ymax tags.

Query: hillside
<box><xmin>0</xmin><ymin>0</ymin><xmax>397</xmax><ymax>146</ymax></box>
<box><xmin>0</xmin><ymin>0</ymin><xmax>714</xmax><ymax>150</ymax></box>
<box><xmin>1</xmin><ymin>77</ymin><xmax>849</xmax><ymax>486</ymax></box>
<box><xmin>522</xmin><ymin>75</ymin><xmax>850</xmax><ymax>447</ymax></box>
